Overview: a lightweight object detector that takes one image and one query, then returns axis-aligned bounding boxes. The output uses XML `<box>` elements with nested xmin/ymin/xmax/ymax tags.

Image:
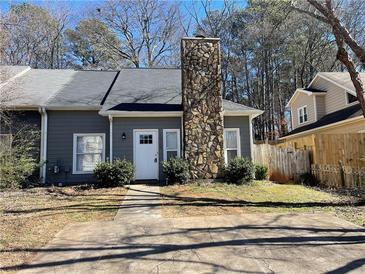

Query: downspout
<box><xmin>109</xmin><ymin>115</ymin><xmax>113</xmax><ymax>162</ymax></box>
<box><xmin>38</xmin><ymin>107</ymin><xmax>47</xmax><ymax>184</ymax></box>
<box><xmin>180</xmin><ymin>114</ymin><xmax>184</xmax><ymax>158</ymax></box>
<box><xmin>249</xmin><ymin>114</ymin><xmax>254</xmax><ymax>160</ymax></box>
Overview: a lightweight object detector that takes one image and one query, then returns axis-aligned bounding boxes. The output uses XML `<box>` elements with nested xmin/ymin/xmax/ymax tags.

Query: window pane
<box><xmin>140</xmin><ymin>134</ymin><xmax>153</xmax><ymax>144</ymax></box>
<box><xmin>76</xmin><ymin>153</ymin><xmax>102</xmax><ymax>171</ymax></box>
<box><xmin>167</xmin><ymin>151</ymin><xmax>178</xmax><ymax>160</ymax></box>
<box><xmin>227</xmin><ymin>150</ymin><xmax>237</xmax><ymax>163</ymax></box>
<box><xmin>166</xmin><ymin>131</ymin><xmax>177</xmax><ymax>150</ymax></box>
<box><xmin>77</xmin><ymin>136</ymin><xmax>103</xmax><ymax>153</ymax></box>
<box><xmin>225</xmin><ymin>130</ymin><xmax>237</xmax><ymax>149</ymax></box>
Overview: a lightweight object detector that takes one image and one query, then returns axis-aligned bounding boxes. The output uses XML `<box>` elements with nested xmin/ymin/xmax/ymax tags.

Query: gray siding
<box><xmin>46</xmin><ymin>111</ymin><xmax>109</xmax><ymax>185</ymax></box>
<box><xmin>224</xmin><ymin>116</ymin><xmax>251</xmax><ymax>159</ymax></box>
<box><xmin>112</xmin><ymin>117</ymin><xmax>181</xmax><ymax>181</ymax></box>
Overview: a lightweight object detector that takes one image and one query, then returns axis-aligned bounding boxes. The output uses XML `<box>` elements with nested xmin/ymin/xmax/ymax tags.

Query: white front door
<box><xmin>134</xmin><ymin>130</ymin><xmax>159</xmax><ymax>180</ymax></box>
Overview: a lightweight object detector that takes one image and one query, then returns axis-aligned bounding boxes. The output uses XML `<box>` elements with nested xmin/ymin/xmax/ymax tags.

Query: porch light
<box><xmin>121</xmin><ymin>132</ymin><xmax>126</xmax><ymax>140</ymax></box>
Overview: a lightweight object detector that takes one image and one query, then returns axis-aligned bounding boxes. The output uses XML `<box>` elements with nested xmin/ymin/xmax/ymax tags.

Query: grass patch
<box><xmin>161</xmin><ymin>181</ymin><xmax>364</xmax><ymax>226</ymax></box>
<box><xmin>0</xmin><ymin>186</ymin><xmax>126</xmax><ymax>272</ymax></box>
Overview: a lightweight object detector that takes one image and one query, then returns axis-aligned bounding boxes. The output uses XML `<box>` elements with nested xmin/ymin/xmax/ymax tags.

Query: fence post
<box><xmin>339</xmin><ymin>160</ymin><xmax>346</xmax><ymax>188</ymax></box>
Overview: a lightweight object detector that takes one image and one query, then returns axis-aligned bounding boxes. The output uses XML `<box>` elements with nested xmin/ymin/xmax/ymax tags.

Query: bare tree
<box><xmin>0</xmin><ymin>69</ymin><xmax>40</xmax><ymax>189</ymax></box>
<box><xmin>95</xmin><ymin>0</ymin><xmax>183</xmax><ymax>67</ymax></box>
<box><xmin>1</xmin><ymin>3</ymin><xmax>69</xmax><ymax>69</ymax></box>
<box><xmin>302</xmin><ymin>0</ymin><xmax>365</xmax><ymax>117</ymax></box>
<box><xmin>65</xmin><ymin>19</ymin><xmax>122</xmax><ymax>69</ymax></box>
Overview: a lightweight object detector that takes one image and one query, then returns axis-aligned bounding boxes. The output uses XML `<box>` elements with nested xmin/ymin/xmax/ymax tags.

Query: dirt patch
<box><xmin>0</xmin><ymin>186</ymin><xmax>127</xmax><ymax>272</ymax></box>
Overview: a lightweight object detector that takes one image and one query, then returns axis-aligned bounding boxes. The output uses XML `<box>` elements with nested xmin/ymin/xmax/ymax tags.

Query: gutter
<box><xmin>99</xmin><ymin>111</ymin><xmax>183</xmax><ymax>117</ymax></box>
<box><xmin>38</xmin><ymin>107</ymin><xmax>48</xmax><ymax>184</ymax></box>
<box><xmin>100</xmin><ymin>110</ymin><xmax>264</xmax><ymax>118</ymax></box>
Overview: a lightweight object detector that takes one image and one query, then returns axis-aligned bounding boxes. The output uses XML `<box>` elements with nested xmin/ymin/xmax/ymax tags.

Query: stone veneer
<box><xmin>181</xmin><ymin>37</ymin><xmax>224</xmax><ymax>179</ymax></box>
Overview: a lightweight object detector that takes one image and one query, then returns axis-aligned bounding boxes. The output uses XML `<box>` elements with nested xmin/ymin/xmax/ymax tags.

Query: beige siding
<box><xmin>320</xmin><ymin>119</ymin><xmax>365</xmax><ymax>134</ymax></box>
<box><xmin>315</xmin><ymin>95</ymin><xmax>326</xmax><ymax>119</ymax></box>
<box><xmin>311</xmin><ymin>76</ymin><xmax>348</xmax><ymax>114</ymax></box>
<box><xmin>282</xmin><ymin>118</ymin><xmax>365</xmax><ymax>146</ymax></box>
<box><xmin>290</xmin><ymin>92</ymin><xmax>315</xmax><ymax>129</ymax></box>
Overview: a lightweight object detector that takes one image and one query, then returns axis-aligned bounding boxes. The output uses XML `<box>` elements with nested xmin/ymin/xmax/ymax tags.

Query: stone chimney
<box><xmin>181</xmin><ymin>37</ymin><xmax>224</xmax><ymax>179</ymax></box>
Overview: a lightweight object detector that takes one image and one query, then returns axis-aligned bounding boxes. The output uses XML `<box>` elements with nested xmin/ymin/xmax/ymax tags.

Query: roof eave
<box><xmin>279</xmin><ymin>115</ymin><xmax>364</xmax><ymax>140</ymax></box>
<box><xmin>46</xmin><ymin>105</ymin><xmax>102</xmax><ymax>111</ymax></box>
<box><xmin>1</xmin><ymin>105</ymin><xmax>40</xmax><ymax>111</ymax></box>
<box><xmin>224</xmin><ymin>110</ymin><xmax>264</xmax><ymax>118</ymax></box>
<box><xmin>99</xmin><ymin>110</ymin><xmax>183</xmax><ymax>117</ymax></box>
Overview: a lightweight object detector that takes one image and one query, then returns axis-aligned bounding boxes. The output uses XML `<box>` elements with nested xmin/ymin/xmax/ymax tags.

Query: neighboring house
<box><xmin>281</xmin><ymin>72</ymin><xmax>365</xmax><ymax>149</ymax></box>
<box><xmin>0</xmin><ymin>37</ymin><xmax>263</xmax><ymax>185</ymax></box>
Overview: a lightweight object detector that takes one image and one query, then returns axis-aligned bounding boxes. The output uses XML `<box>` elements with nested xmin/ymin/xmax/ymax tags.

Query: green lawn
<box><xmin>161</xmin><ymin>181</ymin><xmax>365</xmax><ymax>227</ymax></box>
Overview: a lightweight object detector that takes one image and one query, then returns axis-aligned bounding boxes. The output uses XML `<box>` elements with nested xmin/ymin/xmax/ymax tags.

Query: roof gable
<box><xmin>286</xmin><ymin>88</ymin><xmax>326</xmax><ymax>108</ymax></box>
<box><xmin>308</xmin><ymin>72</ymin><xmax>365</xmax><ymax>96</ymax></box>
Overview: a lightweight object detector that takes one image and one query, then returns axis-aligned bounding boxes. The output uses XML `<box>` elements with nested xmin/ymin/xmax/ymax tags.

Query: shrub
<box><xmin>94</xmin><ymin>159</ymin><xmax>134</xmax><ymax>187</ymax></box>
<box><xmin>0</xmin><ymin>152</ymin><xmax>39</xmax><ymax>189</ymax></box>
<box><xmin>299</xmin><ymin>172</ymin><xmax>319</xmax><ymax>187</ymax></box>
<box><xmin>0</xmin><ymin>126</ymin><xmax>40</xmax><ymax>190</ymax></box>
<box><xmin>223</xmin><ymin>157</ymin><xmax>254</xmax><ymax>184</ymax></box>
<box><xmin>255</xmin><ymin>164</ymin><xmax>268</xmax><ymax>180</ymax></box>
<box><xmin>162</xmin><ymin>157</ymin><xmax>190</xmax><ymax>184</ymax></box>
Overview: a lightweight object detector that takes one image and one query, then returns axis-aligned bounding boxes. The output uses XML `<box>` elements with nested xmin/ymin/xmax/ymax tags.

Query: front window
<box><xmin>298</xmin><ymin>106</ymin><xmax>308</xmax><ymax>124</ymax></box>
<box><xmin>73</xmin><ymin>134</ymin><xmax>105</xmax><ymax>174</ymax></box>
<box><xmin>224</xmin><ymin>128</ymin><xmax>241</xmax><ymax>163</ymax></box>
<box><xmin>163</xmin><ymin>129</ymin><xmax>180</xmax><ymax>160</ymax></box>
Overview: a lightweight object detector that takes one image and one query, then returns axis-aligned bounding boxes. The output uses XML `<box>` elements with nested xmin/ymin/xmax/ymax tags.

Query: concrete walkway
<box><xmin>12</xmin><ymin>185</ymin><xmax>365</xmax><ymax>274</ymax></box>
<box><xmin>114</xmin><ymin>185</ymin><xmax>161</xmax><ymax>221</ymax></box>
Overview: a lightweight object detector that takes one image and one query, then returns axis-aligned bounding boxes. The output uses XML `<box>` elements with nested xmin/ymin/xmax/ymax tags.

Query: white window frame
<box><xmin>72</xmin><ymin>133</ymin><xmax>106</xmax><ymax>174</ymax></box>
<box><xmin>297</xmin><ymin>105</ymin><xmax>308</xmax><ymax>125</ymax></box>
<box><xmin>163</xmin><ymin>129</ymin><xmax>181</xmax><ymax>161</ymax></box>
<box><xmin>223</xmin><ymin>128</ymin><xmax>241</xmax><ymax>164</ymax></box>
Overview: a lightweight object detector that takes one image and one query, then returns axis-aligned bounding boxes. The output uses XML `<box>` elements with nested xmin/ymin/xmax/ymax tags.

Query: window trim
<box><xmin>223</xmin><ymin>128</ymin><xmax>241</xmax><ymax>164</ymax></box>
<box><xmin>163</xmin><ymin>129</ymin><xmax>181</xmax><ymax>161</ymax></box>
<box><xmin>72</xmin><ymin>133</ymin><xmax>106</xmax><ymax>175</ymax></box>
<box><xmin>297</xmin><ymin>105</ymin><xmax>308</xmax><ymax>125</ymax></box>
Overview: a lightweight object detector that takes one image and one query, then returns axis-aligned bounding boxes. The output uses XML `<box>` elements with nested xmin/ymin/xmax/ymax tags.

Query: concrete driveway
<box><xmin>12</xmin><ymin>185</ymin><xmax>365</xmax><ymax>273</ymax></box>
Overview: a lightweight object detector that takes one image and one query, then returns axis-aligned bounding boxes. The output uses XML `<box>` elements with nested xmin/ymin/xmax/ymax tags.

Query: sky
<box><xmin>0</xmin><ymin>0</ymin><xmax>242</xmax><ymax>31</ymax></box>
<box><xmin>0</xmin><ymin>0</ymin><xmax>238</xmax><ymax>14</ymax></box>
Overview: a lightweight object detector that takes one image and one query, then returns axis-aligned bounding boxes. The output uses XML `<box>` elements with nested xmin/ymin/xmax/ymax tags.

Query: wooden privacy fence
<box><xmin>253</xmin><ymin>144</ymin><xmax>311</xmax><ymax>182</ymax></box>
<box><xmin>311</xmin><ymin>133</ymin><xmax>365</xmax><ymax>189</ymax></box>
<box><xmin>311</xmin><ymin>164</ymin><xmax>365</xmax><ymax>189</ymax></box>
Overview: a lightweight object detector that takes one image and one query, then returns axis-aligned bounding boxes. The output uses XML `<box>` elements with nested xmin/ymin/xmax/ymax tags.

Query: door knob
<box><xmin>154</xmin><ymin>158</ymin><xmax>157</xmax><ymax>163</ymax></box>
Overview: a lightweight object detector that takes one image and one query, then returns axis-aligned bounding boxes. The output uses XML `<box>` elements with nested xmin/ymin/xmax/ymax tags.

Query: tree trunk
<box><xmin>307</xmin><ymin>0</ymin><xmax>365</xmax><ymax>117</ymax></box>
